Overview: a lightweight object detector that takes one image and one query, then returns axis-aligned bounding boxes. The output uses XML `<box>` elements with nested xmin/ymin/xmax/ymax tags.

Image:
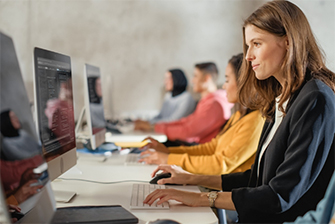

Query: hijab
<box><xmin>169</xmin><ymin>69</ymin><xmax>188</xmax><ymax>97</ymax></box>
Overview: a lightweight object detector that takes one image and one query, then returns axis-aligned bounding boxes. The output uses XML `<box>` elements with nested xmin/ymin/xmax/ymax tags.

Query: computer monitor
<box><xmin>0</xmin><ymin>32</ymin><xmax>56</xmax><ymax>223</ymax></box>
<box><xmin>33</xmin><ymin>47</ymin><xmax>77</xmax><ymax>182</ymax></box>
<box><xmin>0</xmin><ymin>184</ymin><xmax>10</xmax><ymax>224</ymax></box>
<box><xmin>82</xmin><ymin>64</ymin><xmax>106</xmax><ymax>149</ymax></box>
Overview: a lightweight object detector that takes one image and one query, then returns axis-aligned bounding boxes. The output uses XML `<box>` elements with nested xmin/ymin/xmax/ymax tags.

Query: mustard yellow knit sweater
<box><xmin>167</xmin><ymin>110</ymin><xmax>264</xmax><ymax>175</ymax></box>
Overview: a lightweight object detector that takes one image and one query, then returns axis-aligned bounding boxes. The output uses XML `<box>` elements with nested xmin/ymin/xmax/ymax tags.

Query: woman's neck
<box><xmin>274</xmin><ymin>72</ymin><xmax>285</xmax><ymax>88</ymax></box>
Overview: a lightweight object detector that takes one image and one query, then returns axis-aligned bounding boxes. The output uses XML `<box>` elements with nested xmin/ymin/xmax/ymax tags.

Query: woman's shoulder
<box><xmin>297</xmin><ymin>79</ymin><xmax>335</xmax><ymax>103</ymax></box>
<box><xmin>178</xmin><ymin>90</ymin><xmax>193</xmax><ymax>97</ymax></box>
<box><xmin>163</xmin><ymin>92</ymin><xmax>173</xmax><ymax>99</ymax></box>
<box><xmin>302</xmin><ymin>78</ymin><xmax>333</xmax><ymax>93</ymax></box>
<box><xmin>288</xmin><ymin>78</ymin><xmax>335</xmax><ymax>116</ymax></box>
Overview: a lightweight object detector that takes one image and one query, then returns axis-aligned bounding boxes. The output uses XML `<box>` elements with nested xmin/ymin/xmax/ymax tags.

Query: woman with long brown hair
<box><xmin>143</xmin><ymin>1</ymin><xmax>335</xmax><ymax>223</ymax></box>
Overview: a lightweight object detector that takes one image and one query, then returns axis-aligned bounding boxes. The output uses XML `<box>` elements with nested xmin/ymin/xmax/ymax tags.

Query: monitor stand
<box><xmin>52</xmin><ymin>161</ymin><xmax>82</xmax><ymax>203</ymax></box>
<box><xmin>75</xmin><ymin>107</ymin><xmax>86</xmax><ymax>135</ymax></box>
<box><xmin>54</xmin><ymin>190</ymin><xmax>77</xmax><ymax>203</ymax></box>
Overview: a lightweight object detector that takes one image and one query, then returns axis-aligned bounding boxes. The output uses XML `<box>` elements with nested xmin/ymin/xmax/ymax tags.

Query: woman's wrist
<box><xmin>189</xmin><ymin>175</ymin><xmax>222</xmax><ymax>190</ymax></box>
<box><xmin>196</xmin><ymin>192</ymin><xmax>210</xmax><ymax>207</ymax></box>
<box><xmin>188</xmin><ymin>174</ymin><xmax>200</xmax><ymax>185</ymax></box>
<box><xmin>198</xmin><ymin>192</ymin><xmax>234</xmax><ymax>209</ymax></box>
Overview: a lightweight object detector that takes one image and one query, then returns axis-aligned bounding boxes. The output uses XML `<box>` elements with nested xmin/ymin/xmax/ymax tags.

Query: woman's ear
<box><xmin>285</xmin><ymin>37</ymin><xmax>289</xmax><ymax>50</ymax></box>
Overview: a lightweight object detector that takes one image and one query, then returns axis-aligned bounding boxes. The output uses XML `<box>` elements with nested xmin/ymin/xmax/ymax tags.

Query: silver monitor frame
<box><xmin>33</xmin><ymin>47</ymin><xmax>77</xmax><ymax>182</ymax></box>
<box><xmin>82</xmin><ymin>63</ymin><xmax>106</xmax><ymax>150</ymax></box>
<box><xmin>0</xmin><ymin>32</ymin><xmax>56</xmax><ymax>223</ymax></box>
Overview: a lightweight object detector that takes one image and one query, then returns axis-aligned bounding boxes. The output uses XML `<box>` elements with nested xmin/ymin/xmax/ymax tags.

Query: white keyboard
<box><xmin>130</xmin><ymin>184</ymin><xmax>170</xmax><ymax>210</ymax></box>
<box><xmin>125</xmin><ymin>153</ymin><xmax>145</xmax><ymax>165</ymax></box>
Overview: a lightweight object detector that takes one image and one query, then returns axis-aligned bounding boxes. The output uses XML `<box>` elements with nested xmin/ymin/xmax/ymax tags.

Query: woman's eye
<box><xmin>254</xmin><ymin>42</ymin><xmax>260</xmax><ymax>47</ymax></box>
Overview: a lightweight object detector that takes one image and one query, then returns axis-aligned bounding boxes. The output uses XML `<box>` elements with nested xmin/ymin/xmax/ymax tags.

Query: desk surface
<box><xmin>51</xmin><ymin>152</ymin><xmax>218</xmax><ymax>224</ymax></box>
<box><xmin>105</xmin><ymin>130</ymin><xmax>167</xmax><ymax>143</ymax></box>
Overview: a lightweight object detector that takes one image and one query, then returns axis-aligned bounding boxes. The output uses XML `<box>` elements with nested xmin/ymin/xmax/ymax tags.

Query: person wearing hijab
<box><xmin>135</xmin><ymin>69</ymin><xmax>196</xmax><ymax>128</ymax></box>
<box><xmin>150</xmin><ymin>69</ymin><xmax>196</xmax><ymax>123</ymax></box>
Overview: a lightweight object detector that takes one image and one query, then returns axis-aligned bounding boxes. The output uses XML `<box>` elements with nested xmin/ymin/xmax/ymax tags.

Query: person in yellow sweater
<box><xmin>139</xmin><ymin>53</ymin><xmax>264</xmax><ymax>175</ymax></box>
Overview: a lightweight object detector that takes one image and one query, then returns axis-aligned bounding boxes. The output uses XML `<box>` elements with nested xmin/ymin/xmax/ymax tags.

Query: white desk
<box><xmin>78</xmin><ymin>122</ymin><xmax>167</xmax><ymax>144</ymax></box>
<box><xmin>51</xmin><ymin>152</ymin><xmax>218</xmax><ymax>224</ymax></box>
<box><xmin>105</xmin><ymin>131</ymin><xmax>167</xmax><ymax>143</ymax></box>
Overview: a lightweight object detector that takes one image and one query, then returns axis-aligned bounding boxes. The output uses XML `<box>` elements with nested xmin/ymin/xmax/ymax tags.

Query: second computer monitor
<box><xmin>33</xmin><ymin>47</ymin><xmax>77</xmax><ymax>181</ymax></box>
<box><xmin>83</xmin><ymin>64</ymin><xmax>106</xmax><ymax>149</ymax></box>
<box><xmin>1</xmin><ymin>32</ymin><xmax>56</xmax><ymax>223</ymax></box>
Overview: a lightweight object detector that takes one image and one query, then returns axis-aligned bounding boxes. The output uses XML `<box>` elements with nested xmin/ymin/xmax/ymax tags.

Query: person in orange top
<box><xmin>139</xmin><ymin>53</ymin><xmax>264</xmax><ymax>175</ymax></box>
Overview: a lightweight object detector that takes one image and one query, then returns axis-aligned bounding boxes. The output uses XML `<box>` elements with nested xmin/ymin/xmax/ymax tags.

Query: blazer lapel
<box><xmin>250</xmin><ymin>119</ymin><xmax>275</xmax><ymax>186</ymax></box>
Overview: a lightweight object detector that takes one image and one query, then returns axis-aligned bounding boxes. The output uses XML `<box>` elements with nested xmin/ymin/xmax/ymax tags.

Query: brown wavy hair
<box><xmin>228</xmin><ymin>53</ymin><xmax>245</xmax><ymax>115</ymax></box>
<box><xmin>238</xmin><ymin>0</ymin><xmax>335</xmax><ymax>120</ymax></box>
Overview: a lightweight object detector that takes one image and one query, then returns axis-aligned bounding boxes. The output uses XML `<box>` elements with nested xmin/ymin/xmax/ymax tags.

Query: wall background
<box><xmin>1</xmin><ymin>0</ymin><xmax>334</xmax><ymax>120</ymax></box>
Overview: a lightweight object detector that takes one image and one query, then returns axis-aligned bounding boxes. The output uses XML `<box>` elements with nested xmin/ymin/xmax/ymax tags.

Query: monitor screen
<box><xmin>83</xmin><ymin>64</ymin><xmax>106</xmax><ymax>149</ymax></box>
<box><xmin>86</xmin><ymin>64</ymin><xmax>106</xmax><ymax>134</ymax></box>
<box><xmin>34</xmin><ymin>47</ymin><xmax>76</xmax><ymax>181</ymax></box>
<box><xmin>0</xmin><ymin>32</ymin><xmax>55</xmax><ymax>223</ymax></box>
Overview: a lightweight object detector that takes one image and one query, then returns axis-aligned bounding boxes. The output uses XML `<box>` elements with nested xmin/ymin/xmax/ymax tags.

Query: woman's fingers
<box><xmin>143</xmin><ymin>189</ymin><xmax>162</xmax><ymax>205</ymax></box>
<box><xmin>144</xmin><ymin>136</ymin><xmax>156</xmax><ymax>142</ymax></box>
<box><xmin>144</xmin><ymin>189</ymin><xmax>197</xmax><ymax>206</ymax></box>
<box><xmin>157</xmin><ymin>177</ymin><xmax>174</xmax><ymax>185</ymax></box>
<box><xmin>144</xmin><ymin>189</ymin><xmax>174</xmax><ymax>205</ymax></box>
<box><xmin>8</xmin><ymin>204</ymin><xmax>21</xmax><ymax>212</ymax></box>
<box><xmin>138</xmin><ymin>155</ymin><xmax>153</xmax><ymax>164</ymax></box>
<box><xmin>151</xmin><ymin>165</ymin><xmax>173</xmax><ymax>178</ymax></box>
<box><xmin>156</xmin><ymin>194</ymin><xmax>173</xmax><ymax>205</ymax></box>
<box><xmin>140</xmin><ymin>150</ymin><xmax>152</xmax><ymax>156</ymax></box>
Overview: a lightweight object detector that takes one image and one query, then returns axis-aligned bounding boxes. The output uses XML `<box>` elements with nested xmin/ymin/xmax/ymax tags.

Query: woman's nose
<box><xmin>245</xmin><ymin>49</ymin><xmax>255</xmax><ymax>61</ymax></box>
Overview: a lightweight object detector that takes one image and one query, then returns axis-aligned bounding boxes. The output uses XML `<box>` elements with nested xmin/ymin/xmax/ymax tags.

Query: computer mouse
<box><xmin>147</xmin><ymin>219</ymin><xmax>181</xmax><ymax>224</ymax></box>
<box><xmin>99</xmin><ymin>142</ymin><xmax>120</xmax><ymax>151</ymax></box>
<box><xmin>149</xmin><ymin>172</ymin><xmax>177</xmax><ymax>185</ymax></box>
<box><xmin>10</xmin><ymin>211</ymin><xmax>25</xmax><ymax>220</ymax></box>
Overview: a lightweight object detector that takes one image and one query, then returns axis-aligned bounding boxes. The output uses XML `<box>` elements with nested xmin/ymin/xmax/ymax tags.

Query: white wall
<box><xmin>1</xmin><ymin>0</ymin><xmax>334</xmax><ymax>119</ymax></box>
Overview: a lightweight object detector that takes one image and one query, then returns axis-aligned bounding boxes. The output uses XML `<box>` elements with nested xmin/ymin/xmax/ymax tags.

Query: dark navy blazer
<box><xmin>221</xmin><ymin>78</ymin><xmax>335</xmax><ymax>223</ymax></box>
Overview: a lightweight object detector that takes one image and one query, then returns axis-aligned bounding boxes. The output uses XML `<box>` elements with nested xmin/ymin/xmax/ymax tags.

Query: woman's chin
<box><xmin>255</xmin><ymin>73</ymin><xmax>268</xmax><ymax>81</ymax></box>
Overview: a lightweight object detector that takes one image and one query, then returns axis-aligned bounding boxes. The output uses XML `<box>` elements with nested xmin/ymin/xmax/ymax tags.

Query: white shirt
<box><xmin>257</xmin><ymin>98</ymin><xmax>288</xmax><ymax>176</ymax></box>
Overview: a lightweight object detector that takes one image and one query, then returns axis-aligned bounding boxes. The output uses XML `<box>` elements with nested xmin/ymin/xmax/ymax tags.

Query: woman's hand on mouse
<box><xmin>138</xmin><ymin>151</ymin><xmax>168</xmax><ymax>165</ymax></box>
<box><xmin>151</xmin><ymin>165</ymin><xmax>194</xmax><ymax>185</ymax></box>
<box><xmin>143</xmin><ymin>188</ymin><xmax>208</xmax><ymax>207</ymax></box>
<box><xmin>8</xmin><ymin>204</ymin><xmax>21</xmax><ymax>223</ymax></box>
<box><xmin>140</xmin><ymin>137</ymin><xmax>169</xmax><ymax>153</ymax></box>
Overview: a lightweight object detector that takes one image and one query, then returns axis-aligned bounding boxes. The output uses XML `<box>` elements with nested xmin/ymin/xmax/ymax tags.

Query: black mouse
<box><xmin>150</xmin><ymin>173</ymin><xmax>178</xmax><ymax>185</ymax></box>
<box><xmin>148</xmin><ymin>219</ymin><xmax>181</xmax><ymax>224</ymax></box>
<box><xmin>10</xmin><ymin>211</ymin><xmax>25</xmax><ymax>220</ymax></box>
